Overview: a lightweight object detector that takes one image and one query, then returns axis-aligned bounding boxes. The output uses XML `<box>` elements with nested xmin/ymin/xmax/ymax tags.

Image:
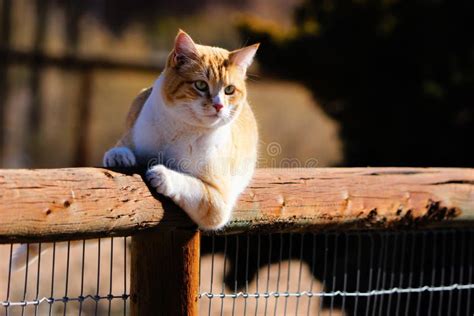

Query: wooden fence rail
<box><xmin>1</xmin><ymin>167</ymin><xmax>473</xmax><ymax>315</ymax></box>
<box><xmin>0</xmin><ymin>167</ymin><xmax>473</xmax><ymax>243</ymax></box>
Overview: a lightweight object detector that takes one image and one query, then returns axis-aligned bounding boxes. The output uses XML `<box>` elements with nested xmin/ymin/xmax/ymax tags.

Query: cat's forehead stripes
<box><xmin>188</xmin><ymin>45</ymin><xmax>232</xmax><ymax>83</ymax></box>
<box><xmin>201</xmin><ymin>54</ymin><xmax>231</xmax><ymax>84</ymax></box>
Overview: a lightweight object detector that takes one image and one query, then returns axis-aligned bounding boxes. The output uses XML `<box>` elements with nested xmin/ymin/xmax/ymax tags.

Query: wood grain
<box><xmin>0</xmin><ymin>167</ymin><xmax>473</xmax><ymax>242</ymax></box>
<box><xmin>229</xmin><ymin>168</ymin><xmax>474</xmax><ymax>234</ymax></box>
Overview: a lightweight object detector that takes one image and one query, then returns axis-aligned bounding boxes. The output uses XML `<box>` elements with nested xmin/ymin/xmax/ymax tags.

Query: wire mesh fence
<box><xmin>0</xmin><ymin>238</ymin><xmax>130</xmax><ymax>316</ymax></box>
<box><xmin>1</xmin><ymin>228</ymin><xmax>473</xmax><ymax>315</ymax></box>
<box><xmin>199</xmin><ymin>228</ymin><xmax>474</xmax><ymax>315</ymax></box>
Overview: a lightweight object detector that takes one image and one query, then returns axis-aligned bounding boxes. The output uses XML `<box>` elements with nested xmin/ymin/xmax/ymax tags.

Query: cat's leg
<box><xmin>145</xmin><ymin>165</ymin><xmax>233</xmax><ymax>229</ymax></box>
<box><xmin>103</xmin><ymin>147</ymin><xmax>136</xmax><ymax>167</ymax></box>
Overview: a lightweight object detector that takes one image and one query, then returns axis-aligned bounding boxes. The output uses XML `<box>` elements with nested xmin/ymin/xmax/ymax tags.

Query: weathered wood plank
<box><xmin>0</xmin><ymin>167</ymin><xmax>473</xmax><ymax>242</ymax></box>
<box><xmin>229</xmin><ymin>168</ymin><xmax>474</xmax><ymax>234</ymax></box>
<box><xmin>0</xmin><ymin>168</ymin><xmax>187</xmax><ymax>243</ymax></box>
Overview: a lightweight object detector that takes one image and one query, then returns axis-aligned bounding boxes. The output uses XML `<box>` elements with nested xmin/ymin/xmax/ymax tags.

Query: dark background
<box><xmin>239</xmin><ymin>0</ymin><xmax>474</xmax><ymax>167</ymax></box>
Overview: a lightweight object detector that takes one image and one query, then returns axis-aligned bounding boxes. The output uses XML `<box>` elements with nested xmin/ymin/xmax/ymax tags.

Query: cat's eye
<box><xmin>224</xmin><ymin>85</ymin><xmax>235</xmax><ymax>95</ymax></box>
<box><xmin>194</xmin><ymin>80</ymin><xmax>208</xmax><ymax>92</ymax></box>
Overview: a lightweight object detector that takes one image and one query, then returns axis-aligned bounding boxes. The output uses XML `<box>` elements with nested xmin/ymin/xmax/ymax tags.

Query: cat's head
<box><xmin>161</xmin><ymin>30</ymin><xmax>259</xmax><ymax>128</ymax></box>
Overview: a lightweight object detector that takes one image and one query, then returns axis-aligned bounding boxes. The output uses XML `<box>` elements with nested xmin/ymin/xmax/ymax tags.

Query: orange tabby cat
<box><xmin>103</xmin><ymin>30</ymin><xmax>259</xmax><ymax>229</ymax></box>
<box><xmin>12</xmin><ymin>30</ymin><xmax>259</xmax><ymax>270</ymax></box>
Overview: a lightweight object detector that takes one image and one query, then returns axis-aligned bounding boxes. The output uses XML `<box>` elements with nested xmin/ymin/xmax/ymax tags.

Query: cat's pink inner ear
<box><xmin>174</xmin><ymin>30</ymin><xmax>197</xmax><ymax>60</ymax></box>
<box><xmin>229</xmin><ymin>43</ymin><xmax>260</xmax><ymax>71</ymax></box>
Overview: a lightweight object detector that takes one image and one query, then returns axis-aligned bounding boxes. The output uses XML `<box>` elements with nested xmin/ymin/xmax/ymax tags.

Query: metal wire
<box><xmin>340</xmin><ymin>233</ymin><xmax>348</xmax><ymax>313</ymax></box>
<box><xmin>385</xmin><ymin>232</ymin><xmax>398</xmax><ymax>315</ymax></box>
<box><xmin>244</xmin><ymin>234</ymin><xmax>250</xmax><ymax>316</ymax></box>
<box><xmin>318</xmin><ymin>233</ymin><xmax>328</xmax><ymax>316</ymax></box>
<box><xmin>438</xmin><ymin>230</ymin><xmax>447</xmax><ymax>316</ymax></box>
<box><xmin>273</xmin><ymin>233</ymin><xmax>283</xmax><ymax>316</ymax></box>
<box><xmin>447</xmin><ymin>230</ymin><xmax>455</xmax><ymax>313</ymax></box>
<box><xmin>231</xmin><ymin>235</ymin><xmax>239</xmax><ymax>316</ymax></box>
<box><xmin>208</xmin><ymin>235</ymin><xmax>215</xmax><ymax>316</ymax></box>
<box><xmin>295</xmin><ymin>233</ymin><xmax>305</xmax><ymax>315</ymax></box>
<box><xmin>283</xmin><ymin>232</ymin><xmax>293</xmax><ymax>315</ymax></box>
<box><xmin>329</xmin><ymin>233</ymin><xmax>338</xmax><ymax>315</ymax></box>
<box><xmin>49</xmin><ymin>242</ymin><xmax>56</xmax><ymax>316</ymax></box>
<box><xmin>365</xmin><ymin>233</ymin><xmax>375</xmax><ymax>316</ymax></box>
<box><xmin>254</xmin><ymin>234</ymin><xmax>261</xmax><ymax>316</ymax></box>
<box><xmin>123</xmin><ymin>236</ymin><xmax>128</xmax><ymax>316</ymax></box>
<box><xmin>394</xmin><ymin>231</ymin><xmax>407</xmax><ymax>315</ymax></box>
<box><xmin>21</xmin><ymin>244</ymin><xmax>30</xmax><ymax>316</ymax></box>
<box><xmin>63</xmin><ymin>241</ymin><xmax>71</xmax><ymax>316</ymax></box>
<box><xmin>376</xmin><ymin>233</ymin><xmax>388</xmax><ymax>315</ymax></box>
<box><xmin>455</xmin><ymin>230</ymin><xmax>464</xmax><ymax>316</ymax></box>
<box><xmin>1</xmin><ymin>294</ymin><xmax>129</xmax><ymax>307</ymax></box>
<box><xmin>2</xmin><ymin>228</ymin><xmax>473</xmax><ymax>315</ymax></box>
<box><xmin>78</xmin><ymin>240</ymin><xmax>86</xmax><ymax>316</ymax></box>
<box><xmin>415</xmin><ymin>232</ymin><xmax>427</xmax><ymax>315</ymax></box>
<box><xmin>95</xmin><ymin>238</ymin><xmax>101</xmax><ymax>316</ymax></box>
<box><xmin>467</xmin><ymin>230</ymin><xmax>473</xmax><ymax>315</ymax></box>
<box><xmin>353</xmin><ymin>233</ymin><xmax>362</xmax><ymax>314</ymax></box>
<box><xmin>219</xmin><ymin>235</ymin><xmax>227</xmax><ymax>316</ymax></box>
<box><xmin>200</xmin><ymin>229</ymin><xmax>474</xmax><ymax>315</ymax></box>
<box><xmin>264</xmin><ymin>233</ymin><xmax>272</xmax><ymax>315</ymax></box>
<box><xmin>34</xmin><ymin>243</ymin><xmax>42</xmax><ymax>316</ymax></box>
<box><xmin>1</xmin><ymin>238</ymin><xmax>130</xmax><ymax>315</ymax></box>
<box><xmin>199</xmin><ymin>283</ymin><xmax>474</xmax><ymax>298</ymax></box>
<box><xmin>108</xmin><ymin>237</ymin><xmax>114</xmax><ymax>316</ymax></box>
<box><xmin>306</xmin><ymin>233</ymin><xmax>317</xmax><ymax>316</ymax></box>
<box><xmin>5</xmin><ymin>244</ymin><xmax>13</xmax><ymax>316</ymax></box>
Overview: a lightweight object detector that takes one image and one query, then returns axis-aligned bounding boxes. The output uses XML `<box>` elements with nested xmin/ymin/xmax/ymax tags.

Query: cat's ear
<box><xmin>229</xmin><ymin>43</ymin><xmax>260</xmax><ymax>72</ymax></box>
<box><xmin>173</xmin><ymin>30</ymin><xmax>198</xmax><ymax>65</ymax></box>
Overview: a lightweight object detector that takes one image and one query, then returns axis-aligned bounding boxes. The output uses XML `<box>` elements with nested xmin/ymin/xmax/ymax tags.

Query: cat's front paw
<box><xmin>145</xmin><ymin>165</ymin><xmax>173</xmax><ymax>196</ymax></box>
<box><xmin>103</xmin><ymin>147</ymin><xmax>136</xmax><ymax>167</ymax></box>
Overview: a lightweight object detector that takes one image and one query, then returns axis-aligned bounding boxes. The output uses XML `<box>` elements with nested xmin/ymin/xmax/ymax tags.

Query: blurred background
<box><xmin>0</xmin><ymin>1</ymin><xmax>473</xmax><ymax>315</ymax></box>
<box><xmin>0</xmin><ymin>0</ymin><xmax>472</xmax><ymax>169</ymax></box>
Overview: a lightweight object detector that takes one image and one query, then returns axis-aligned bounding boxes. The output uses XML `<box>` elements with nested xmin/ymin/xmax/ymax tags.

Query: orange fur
<box><xmin>104</xmin><ymin>30</ymin><xmax>259</xmax><ymax>229</ymax></box>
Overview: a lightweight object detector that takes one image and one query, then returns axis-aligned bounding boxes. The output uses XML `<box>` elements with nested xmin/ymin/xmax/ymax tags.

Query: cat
<box><xmin>102</xmin><ymin>30</ymin><xmax>259</xmax><ymax>229</ymax></box>
<box><xmin>12</xmin><ymin>30</ymin><xmax>259</xmax><ymax>270</ymax></box>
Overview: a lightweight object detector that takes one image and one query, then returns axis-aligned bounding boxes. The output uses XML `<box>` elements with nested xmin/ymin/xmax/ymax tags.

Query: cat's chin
<box><xmin>174</xmin><ymin>115</ymin><xmax>224</xmax><ymax>129</ymax></box>
<box><xmin>200</xmin><ymin>116</ymin><xmax>226</xmax><ymax>128</ymax></box>
<box><xmin>193</xmin><ymin>114</ymin><xmax>233</xmax><ymax>129</ymax></box>
<box><xmin>203</xmin><ymin>113</ymin><xmax>219</xmax><ymax>119</ymax></box>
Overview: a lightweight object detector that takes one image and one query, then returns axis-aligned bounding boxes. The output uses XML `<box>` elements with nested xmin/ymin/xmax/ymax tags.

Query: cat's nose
<box><xmin>213</xmin><ymin>103</ymin><xmax>224</xmax><ymax>112</ymax></box>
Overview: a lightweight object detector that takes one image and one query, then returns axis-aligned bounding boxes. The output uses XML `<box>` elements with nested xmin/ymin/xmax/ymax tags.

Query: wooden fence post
<box><xmin>130</xmin><ymin>228</ymin><xmax>200</xmax><ymax>316</ymax></box>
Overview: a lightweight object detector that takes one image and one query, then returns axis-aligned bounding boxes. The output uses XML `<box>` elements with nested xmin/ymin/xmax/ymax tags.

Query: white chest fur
<box><xmin>131</xmin><ymin>76</ymin><xmax>230</xmax><ymax>176</ymax></box>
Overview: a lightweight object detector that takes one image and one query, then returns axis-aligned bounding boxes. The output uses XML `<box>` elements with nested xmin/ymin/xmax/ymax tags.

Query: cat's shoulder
<box><xmin>235</xmin><ymin>101</ymin><xmax>257</xmax><ymax>134</ymax></box>
<box><xmin>126</xmin><ymin>87</ymin><xmax>153</xmax><ymax>129</ymax></box>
